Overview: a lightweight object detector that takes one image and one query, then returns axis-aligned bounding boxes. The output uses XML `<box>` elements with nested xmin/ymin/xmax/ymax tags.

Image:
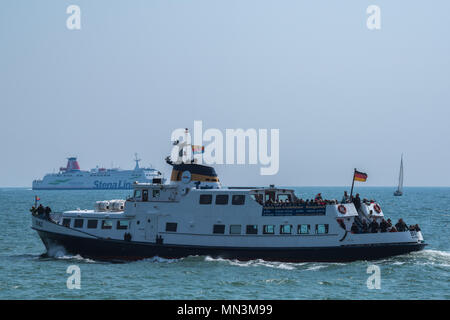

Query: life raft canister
<box><xmin>338</xmin><ymin>204</ymin><xmax>347</xmax><ymax>214</ymax></box>
<box><xmin>374</xmin><ymin>203</ymin><xmax>382</xmax><ymax>213</ymax></box>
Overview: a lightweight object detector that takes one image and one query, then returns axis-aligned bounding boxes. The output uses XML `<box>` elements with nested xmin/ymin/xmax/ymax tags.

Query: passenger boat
<box><xmin>31</xmin><ymin>139</ymin><xmax>426</xmax><ymax>262</ymax></box>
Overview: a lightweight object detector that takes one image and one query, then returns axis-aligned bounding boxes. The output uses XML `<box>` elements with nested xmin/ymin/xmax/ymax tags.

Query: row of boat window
<box><xmin>165</xmin><ymin>222</ymin><xmax>330</xmax><ymax>235</ymax></box>
<box><xmin>199</xmin><ymin>194</ymin><xmax>246</xmax><ymax>205</ymax></box>
<box><xmin>62</xmin><ymin>218</ymin><xmax>129</xmax><ymax>230</ymax></box>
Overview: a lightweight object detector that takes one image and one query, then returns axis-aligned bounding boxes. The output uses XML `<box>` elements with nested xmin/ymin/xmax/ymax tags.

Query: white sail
<box><xmin>398</xmin><ymin>155</ymin><xmax>404</xmax><ymax>192</ymax></box>
<box><xmin>394</xmin><ymin>155</ymin><xmax>404</xmax><ymax>196</ymax></box>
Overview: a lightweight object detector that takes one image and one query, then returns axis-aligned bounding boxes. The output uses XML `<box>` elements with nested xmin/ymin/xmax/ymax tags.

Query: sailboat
<box><xmin>394</xmin><ymin>155</ymin><xmax>404</xmax><ymax>196</ymax></box>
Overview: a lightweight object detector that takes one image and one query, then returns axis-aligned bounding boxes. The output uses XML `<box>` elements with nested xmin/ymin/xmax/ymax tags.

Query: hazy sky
<box><xmin>1</xmin><ymin>0</ymin><xmax>449</xmax><ymax>187</ymax></box>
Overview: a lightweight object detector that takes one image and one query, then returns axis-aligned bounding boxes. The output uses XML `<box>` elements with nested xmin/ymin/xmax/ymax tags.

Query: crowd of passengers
<box><xmin>30</xmin><ymin>204</ymin><xmax>52</xmax><ymax>221</ymax></box>
<box><xmin>258</xmin><ymin>193</ymin><xmax>340</xmax><ymax>207</ymax></box>
<box><xmin>259</xmin><ymin>191</ymin><xmax>421</xmax><ymax>234</ymax></box>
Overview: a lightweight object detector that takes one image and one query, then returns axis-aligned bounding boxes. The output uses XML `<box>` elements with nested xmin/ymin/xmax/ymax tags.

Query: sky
<box><xmin>0</xmin><ymin>0</ymin><xmax>449</xmax><ymax>187</ymax></box>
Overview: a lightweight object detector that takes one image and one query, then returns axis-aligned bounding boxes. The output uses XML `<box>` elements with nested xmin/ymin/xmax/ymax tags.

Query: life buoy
<box><xmin>374</xmin><ymin>204</ymin><xmax>381</xmax><ymax>213</ymax></box>
<box><xmin>338</xmin><ymin>204</ymin><xmax>347</xmax><ymax>214</ymax></box>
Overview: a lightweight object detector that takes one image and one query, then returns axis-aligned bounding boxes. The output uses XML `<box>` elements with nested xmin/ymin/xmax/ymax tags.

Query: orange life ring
<box><xmin>338</xmin><ymin>204</ymin><xmax>347</xmax><ymax>214</ymax></box>
<box><xmin>374</xmin><ymin>204</ymin><xmax>381</xmax><ymax>213</ymax></box>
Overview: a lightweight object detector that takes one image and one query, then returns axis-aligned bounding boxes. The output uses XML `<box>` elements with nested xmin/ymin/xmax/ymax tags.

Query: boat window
<box><xmin>229</xmin><ymin>225</ymin><xmax>242</xmax><ymax>234</ymax></box>
<box><xmin>62</xmin><ymin>218</ymin><xmax>71</xmax><ymax>227</ymax></box>
<box><xmin>315</xmin><ymin>224</ymin><xmax>329</xmax><ymax>234</ymax></box>
<box><xmin>152</xmin><ymin>189</ymin><xmax>160</xmax><ymax>198</ymax></box>
<box><xmin>199</xmin><ymin>194</ymin><xmax>212</xmax><ymax>204</ymax></box>
<box><xmin>232</xmin><ymin>195</ymin><xmax>245</xmax><ymax>205</ymax></box>
<box><xmin>263</xmin><ymin>225</ymin><xmax>275</xmax><ymax>234</ymax></box>
<box><xmin>215</xmin><ymin>194</ymin><xmax>229</xmax><ymax>205</ymax></box>
<box><xmin>87</xmin><ymin>220</ymin><xmax>98</xmax><ymax>229</ymax></box>
<box><xmin>117</xmin><ymin>220</ymin><xmax>129</xmax><ymax>230</ymax></box>
<box><xmin>142</xmin><ymin>189</ymin><xmax>149</xmax><ymax>202</ymax></box>
<box><xmin>134</xmin><ymin>190</ymin><xmax>141</xmax><ymax>200</ymax></box>
<box><xmin>246</xmin><ymin>225</ymin><xmax>258</xmax><ymax>235</ymax></box>
<box><xmin>102</xmin><ymin>220</ymin><xmax>113</xmax><ymax>229</ymax></box>
<box><xmin>277</xmin><ymin>194</ymin><xmax>292</xmax><ymax>202</ymax></box>
<box><xmin>213</xmin><ymin>224</ymin><xmax>225</xmax><ymax>234</ymax></box>
<box><xmin>166</xmin><ymin>222</ymin><xmax>177</xmax><ymax>232</ymax></box>
<box><xmin>298</xmin><ymin>224</ymin><xmax>310</xmax><ymax>234</ymax></box>
<box><xmin>265</xmin><ymin>191</ymin><xmax>276</xmax><ymax>203</ymax></box>
<box><xmin>280</xmin><ymin>224</ymin><xmax>292</xmax><ymax>234</ymax></box>
<box><xmin>74</xmin><ymin>219</ymin><xmax>84</xmax><ymax>228</ymax></box>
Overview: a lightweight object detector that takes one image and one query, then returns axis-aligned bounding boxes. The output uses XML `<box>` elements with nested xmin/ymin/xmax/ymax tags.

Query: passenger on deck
<box><xmin>30</xmin><ymin>206</ymin><xmax>37</xmax><ymax>216</ymax></box>
<box><xmin>414</xmin><ymin>224</ymin><xmax>421</xmax><ymax>232</ymax></box>
<box><xmin>341</xmin><ymin>191</ymin><xmax>350</xmax><ymax>203</ymax></box>
<box><xmin>395</xmin><ymin>219</ymin><xmax>408</xmax><ymax>232</ymax></box>
<box><xmin>351</xmin><ymin>222</ymin><xmax>359</xmax><ymax>234</ymax></box>
<box><xmin>369</xmin><ymin>218</ymin><xmax>379</xmax><ymax>233</ymax></box>
<box><xmin>379</xmin><ymin>219</ymin><xmax>389</xmax><ymax>233</ymax></box>
<box><xmin>352</xmin><ymin>193</ymin><xmax>361</xmax><ymax>211</ymax></box>
<box><xmin>44</xmin><ymin>206</ymin><xmax>52</xmax><ymax>220</ymax></box>
<box><xmin>37</xmin><ymin>204</ymin><xmax>45</xmax><ymax>217</ymax></box>
<box><xmin>315</xmin><ymin>193</ymin><xmax>323</xmax><ymax>202</ymax></box>
<box><xmin>361</xmin><ymin>219</ymin><xmax>369</xmax><ymax>233</ymax></box>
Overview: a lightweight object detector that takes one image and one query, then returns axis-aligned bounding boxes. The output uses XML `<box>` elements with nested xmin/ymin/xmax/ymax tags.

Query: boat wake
<box><xmin>41</xmin><ymin>245</ymin><xmax>97</xmax><ymax>263</ymax></box>
<box><xmin>203</xmin><ymin>256</ymin><xmax>345</xmax><ymax>271</ymax></box>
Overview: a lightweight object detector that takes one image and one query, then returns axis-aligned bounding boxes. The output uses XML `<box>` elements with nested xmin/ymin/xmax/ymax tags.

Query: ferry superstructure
<box><xmin>31</xmin><ymin>137</ymin><xmax>426</xmax><ymax>262</ymax></box>
<box><xmin>32</xmin><ymin>155</ymin><xmax>164</xmax><ymax>190</ymax></box>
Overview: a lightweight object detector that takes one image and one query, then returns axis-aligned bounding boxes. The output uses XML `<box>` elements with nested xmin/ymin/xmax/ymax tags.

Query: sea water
<box><xmin>0</xmin><ymin>187</ymin><xmax>448</xmax><ymax>299</ymax></box>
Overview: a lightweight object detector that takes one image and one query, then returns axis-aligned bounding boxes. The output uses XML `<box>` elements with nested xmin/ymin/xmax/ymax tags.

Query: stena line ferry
<box><xmin>32</xmin><ymin>154</ymin><xmax>164</xmax><ymax>190</ymax></box>
<box><xmin>31</xmin><ymin>136</ymin><xmax>426</xmax><ymax>262</ymax></box>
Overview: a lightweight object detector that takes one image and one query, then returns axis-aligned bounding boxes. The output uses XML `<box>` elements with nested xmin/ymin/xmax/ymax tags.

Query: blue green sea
<box><xmin>0</xmin><ymin>187</ymin><xmax>448</xmax><ymax>299</ymax></box>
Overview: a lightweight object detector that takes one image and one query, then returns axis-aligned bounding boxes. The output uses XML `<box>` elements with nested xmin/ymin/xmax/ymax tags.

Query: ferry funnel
<box><xmin>66</xmin><ymin>157</ymin><xmax>81</xmax><ymax>171</ymax></box>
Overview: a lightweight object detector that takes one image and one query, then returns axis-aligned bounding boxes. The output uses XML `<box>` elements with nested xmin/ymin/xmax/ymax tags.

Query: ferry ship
<box><xmin>32</xmin><ymin>155</ymin><xmax>164</xmax><ymax>190</ymax></box>
<box><xmin>31</xmin><ymin>136</ymin><xmax>426</xmax><ymax>262</ymax></box>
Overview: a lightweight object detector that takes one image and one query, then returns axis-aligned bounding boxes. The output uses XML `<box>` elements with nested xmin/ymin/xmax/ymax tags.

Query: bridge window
<box><xmin>298</xmin><ymin>224</ymin><xmax>310</xmax><ymax>234</ymax></box>
<box><xmin>152</xmin><ymin>189</ymin><xmax>160</xmax><ymax>198</ymax></box>
<box><xmin>74</xmin><ymin>219</ymin><xmax>84</xmax><ymax>228</ymax></box>
<box><xmin>87</xmin><ymin>220</ymin><xmax>98</xmax><ymax>229</ymax></box>
<box><xmin>229</xmin><ymin>225</ymin><xmax>241</xmax><ymax>234</ymax></box>
<box><xmin>199</xmin><ymin>194</ymin><xmax>212</xmax><ymax>204</ymax></box>
<box><xmin>62</xmin><ymin>218</ymin><xmax>71</xmax><ymax>227</ymax></box>
<box><xmin>213</xmin><ymin>224</ymin><xmax>225</xmax><ymax>234</ymax></box>
<box><xmin>232</xmin><ymin>195</ymin><xmax>245</xmax><ymax>205</ymax></box>
<box><xmin>215</xmin><ymin>195</ymin><xmax>229</xmax><ymax>205</ymax></box>
<box><xmin>315</xmin><ymin>224</ymin><xmax>329</xmax><ymax>234</ymax></box>
<box><xmin>133</xmin><ymin>190</ymin><xmax>141</xmax><ymax>200</ymax></box>
<box><xmin>102</xmin><ymin>220</ymin><xmax>113</xmax><ymax>229</ymax></box>
<box><xmin>166</xmin><ymin>222</ymin><xmax>177</xmax><ymax>232</ymax></box>
<box><xmin>263</xmin><ymin>225</ymin><xmax>275</xmax><ymax>234</ymax></box>
<box><xmin>142</xmin><ymin>189</ymin><xmax>149</xmax><ymax>202</ymax></box>
<box><xmin>246</xmin><ymin>225</ymin><xmax>258</xmax><ymax>235</ymax></box>
<box><xmin>280</xmin><ymin>224</ymin><xmax>292</xmax><ymax>234</ymax></box>
<box><xmin>117</xmin><ymin>220</ymin><xmax>129</xmax><ymax>230</ymax></box>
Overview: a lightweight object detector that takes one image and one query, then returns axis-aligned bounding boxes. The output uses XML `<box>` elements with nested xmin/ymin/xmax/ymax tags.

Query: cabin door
<box><xmin>145</xmin><ymin>215</ymin><xmax>158</xmax><ymax>242</ymax></box>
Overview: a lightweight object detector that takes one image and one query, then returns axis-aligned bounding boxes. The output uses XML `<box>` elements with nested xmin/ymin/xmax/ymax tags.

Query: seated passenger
<box><xmin>369</xmin><ymin>218</ymin><xmax>379</xmax><ymax>233</ymax></box>
<box><xmin>395</xmin><ymin>218</ymin><xmax>408</xmax><ymax>232</ymax></box>
<box><xmin>361</xmin><ymin>219</ymin><xmax>369</xmax><ymax>233</ymax></box>
<box><xmin>341</xmin><ymin>191</ymin><xmax>350</xmax><ymax>203</ymax></box>
<box><xmin>379</xmin><ymin>219</ymin><xmax>389</xmax><ymax>233</ymax></box>
<box><xmin>351</xmin><ymin>222</ymin><xmax>359</xmax><ymax>234</ymax></box>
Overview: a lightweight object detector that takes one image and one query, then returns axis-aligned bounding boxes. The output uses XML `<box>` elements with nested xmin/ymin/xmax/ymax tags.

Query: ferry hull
<box><xmin>36</xmin><ymin>229</ymin><xmax>426</xmax><ymax>262</ymax></box>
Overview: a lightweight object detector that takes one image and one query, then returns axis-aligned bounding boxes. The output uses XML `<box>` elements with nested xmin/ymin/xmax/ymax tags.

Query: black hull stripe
<box><xmin>36</xmin><ymin>229</ymin><xmax>427</xmax><ymax>262</ymax></box>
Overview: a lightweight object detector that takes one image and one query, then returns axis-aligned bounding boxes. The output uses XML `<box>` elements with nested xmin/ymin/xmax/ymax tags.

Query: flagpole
<box><xmin>350</xmin><ymin>168</ymin><xmax>356</xmax><ymax>199</ymax></box>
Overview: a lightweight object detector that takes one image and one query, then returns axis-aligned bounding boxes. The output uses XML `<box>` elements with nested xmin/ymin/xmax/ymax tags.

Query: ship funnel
<box><xmin>66</xmin><ymin>157</ymin><xmax>81</xmax><ymax>171</ymax></box>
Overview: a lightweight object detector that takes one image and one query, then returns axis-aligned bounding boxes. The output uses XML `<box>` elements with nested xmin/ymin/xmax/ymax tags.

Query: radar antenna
<box><xmin>134</xmin><ymin>153</ymin><xmax>141</xmax><ymax>170</ymax></box>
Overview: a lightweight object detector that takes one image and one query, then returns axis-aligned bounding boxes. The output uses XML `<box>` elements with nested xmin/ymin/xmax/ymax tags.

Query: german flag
<box><xmin>354</xmin><ymin>170</ymin><xmax>368</xmax><ymax>182</ymax></box>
